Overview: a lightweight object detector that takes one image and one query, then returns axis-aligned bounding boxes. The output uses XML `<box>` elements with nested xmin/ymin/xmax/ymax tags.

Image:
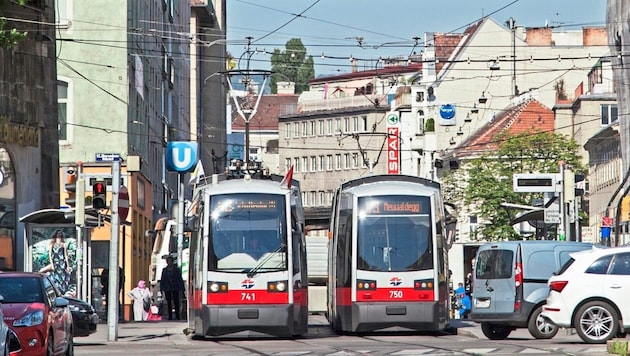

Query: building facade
<box><xmin>0</xmin><ymin>0</ymin><xmax>58</xmax><ymax>270</ymax></box>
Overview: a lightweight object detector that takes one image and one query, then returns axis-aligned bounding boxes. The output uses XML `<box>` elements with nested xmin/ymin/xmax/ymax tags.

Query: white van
<box><xmin>469</xmin><ymin>240</ymin><xmax>598</xmax><ymax>340</ymax></box>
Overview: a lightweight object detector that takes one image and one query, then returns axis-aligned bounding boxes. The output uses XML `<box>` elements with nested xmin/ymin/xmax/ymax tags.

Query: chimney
<box><xmin>525</xmin><ymin>27</ymin><xmax>552</xmax><ymax>46</ymax></box>
<box><xmin>276</xmin><ymin>81</ymin><xmax>295</xmax><ymax>95</ymax></box>
<box><xmin>583</xmin><ymin>27</ymin><xmax>607</xmax><ymax>46</ymax></box>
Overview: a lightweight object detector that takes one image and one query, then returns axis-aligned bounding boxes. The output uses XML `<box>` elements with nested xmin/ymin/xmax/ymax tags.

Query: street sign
<box><xmin>544</xmin><ymin>197</ymin><xmax>561</xmax><ymax>224</ymax></box>
<box><xmin>119</xmin><ymin>186</ymin><xmax>129</xmax><ymax>220</ymax></box>
<box><xmin>96</xmin><ymin>153</ymin><xmax>121</xmax><ymax>162</ymax></box>
<box><xmin>166</xmin><ymin>142</ymin><xmax>198</xmax><ymax>172</ymax></box>
<box><xmin>513</xmin><ymin>173</ymin><xmax>561</xmax><ymax>193</ymax></box>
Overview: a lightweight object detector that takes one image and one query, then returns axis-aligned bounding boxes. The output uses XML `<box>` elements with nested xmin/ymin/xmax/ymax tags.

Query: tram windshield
<box><xmin>209</xmin><ymin>193</ymin><xmax>288</xmax><ymax>272</ymax></box>
<box><xmin>357</xmin><ymin>195</ymin><xmax>433</xmax><ymax>272</ymax></box>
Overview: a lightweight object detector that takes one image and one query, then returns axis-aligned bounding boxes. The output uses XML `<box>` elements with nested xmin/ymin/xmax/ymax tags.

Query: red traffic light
<box><xmin>93</xmin><ymin>182</ymin><xmax>105</xmax><ymax>194</ymax></box>
<box><xmin>92</xmin><ymin>182</ymin><xmax>107</xmax><ymax>209</ymax></box>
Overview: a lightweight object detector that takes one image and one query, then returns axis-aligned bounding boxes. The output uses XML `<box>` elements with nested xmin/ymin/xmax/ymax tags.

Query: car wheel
<box><xmin>573</xmin><ymin>301</ymin><xmax>619</xmax><ymax>344</ymax></box>
<box><xmin>528</xmin><ymin>305</ymin><xmax>559</xmax><ymax>339</ymax></box>
<box><xmin>65</xmin><ymin>331</ymin><xmax>74</xmax><ymax>356</ymax></box>
<box><xmin>480</xmin><ymin>323</ymin><xmax>512</xmax><ymax>340</ymax></box>
<box><xmin>47</xmin><ymin>332</ymin><xmax>54</xmax><ymax>356</ymax></box>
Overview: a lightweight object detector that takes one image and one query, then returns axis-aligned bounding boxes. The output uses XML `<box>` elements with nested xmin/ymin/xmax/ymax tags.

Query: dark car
<box><xmin>0</xmin><ymin>271</ymin><xmax>73</xmax><ymax>356</ymax></box>
<box><xmin>64</xmin><ymin>296</ymin><xmax>98</xmax><ymax>337</ymax></box>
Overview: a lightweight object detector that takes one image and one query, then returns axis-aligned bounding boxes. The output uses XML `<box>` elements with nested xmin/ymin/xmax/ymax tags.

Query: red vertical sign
<box><xmin>387</xmin><ymin>127</ymin><xmax>399</xmax><ymax>174</ymax></box>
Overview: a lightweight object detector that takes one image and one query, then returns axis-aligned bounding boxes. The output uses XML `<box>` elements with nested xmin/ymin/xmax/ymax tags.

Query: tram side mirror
<box><xmin>145</xmin><ymin>229</ymin><xmax>155</xmax><ymax>238</ymax></box>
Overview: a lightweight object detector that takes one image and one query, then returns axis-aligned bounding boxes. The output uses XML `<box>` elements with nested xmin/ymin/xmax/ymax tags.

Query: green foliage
<box><xmin>441</xmin><ymin>131</ymin><xmax>584</xmax><ymax>241</ymax></box>
<box><xmin>425</xmin><ymin>118</ymin><xmax>435</xmax><ymax>132</ymax></box>
<box><xmin>0</xmin><ymin>0</ymin><xmax>29</xmax><ymax>48</ymax></box>
<box><xmin>270</xmin><ymin>38</ymin><xmax>315</xmax><ymax>94</ymax></box>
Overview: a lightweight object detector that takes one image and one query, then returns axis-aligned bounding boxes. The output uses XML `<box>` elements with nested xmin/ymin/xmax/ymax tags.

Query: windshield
<box><xmin>209</xmin><ymin>193</ymin><xmax>288</xmax><ymax>273</ymax></box>
<box><xmin>357</xmin><ymin>195</ymin><xmax>433</xmax><ymax>272</ymax></box>
<box><xmin>0</xmin><ymin>276</ymin><xmax>43</xmax><ymax>303</ymax></box>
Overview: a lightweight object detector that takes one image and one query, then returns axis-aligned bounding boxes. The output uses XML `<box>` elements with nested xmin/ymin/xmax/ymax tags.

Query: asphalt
<box><xmin>77</xmin><ymin>315</ymin><xmax>488</xmax><ymax>346</ymax></box>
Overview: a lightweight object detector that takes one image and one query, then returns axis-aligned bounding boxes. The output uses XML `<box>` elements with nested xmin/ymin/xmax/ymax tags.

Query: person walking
<box><xmin>128</xmin><ymin>280</ymin><xmax>151</xmax><ymax>321</ymax></box>
<box><xmin>160</xmin><ymin>256</ymin><xmax>184</xmax><ymax>320</ymax></box>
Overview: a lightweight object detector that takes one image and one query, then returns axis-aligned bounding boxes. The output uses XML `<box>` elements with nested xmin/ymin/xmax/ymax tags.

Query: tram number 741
<box><xmin>389</xmin><ymin>290</ymin><xmax>403</xmax><ymax>299</ymax></box>
<box><xmin>241</xmin><ymin>292</ymin><xmax>256</xmax><ymax>301</ymax></box>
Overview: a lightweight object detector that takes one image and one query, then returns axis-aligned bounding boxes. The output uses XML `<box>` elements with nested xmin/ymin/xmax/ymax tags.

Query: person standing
<box><xmin>160</xmin><ymin>256</ymin><xmax>184</xmax><ymax>320</ymax></box>
<box><xmin>127</xmin><ymin>280</ymin><xmax>151</xmax><ymax>321</ymax></box>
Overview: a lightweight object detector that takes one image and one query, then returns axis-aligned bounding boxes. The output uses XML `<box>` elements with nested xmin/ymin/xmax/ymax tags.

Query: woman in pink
<box><xmin>127</xmin><ymin>280</ymin><xmax>151</xmax><ymax>321</ymax></box>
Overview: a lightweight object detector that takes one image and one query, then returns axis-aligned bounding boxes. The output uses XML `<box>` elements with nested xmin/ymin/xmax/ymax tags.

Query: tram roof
<box><xmin>340</xmin><ymin>174</ymin><xmax>440</xmax><ymax>192</ymax></box>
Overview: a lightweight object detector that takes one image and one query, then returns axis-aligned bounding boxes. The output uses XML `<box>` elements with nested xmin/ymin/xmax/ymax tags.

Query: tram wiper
<box><xmin>247</xmin><ymin>243</ymin><xmax>287</xmax><ymax>278</ymax></box>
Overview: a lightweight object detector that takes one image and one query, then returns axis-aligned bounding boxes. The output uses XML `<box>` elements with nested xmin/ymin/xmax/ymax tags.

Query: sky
<box><xmin>226</xmin><ymin>0</ymin><xmax>607</xmax><ymax>77</ymax></box>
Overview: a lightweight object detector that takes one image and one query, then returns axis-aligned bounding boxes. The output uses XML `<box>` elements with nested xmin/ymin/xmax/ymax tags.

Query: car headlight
<box><xmin>68</xmin><ymin>304</ymin><xmax>88</xmax><ymax>313</ymax></box>
<box><xmin>13</xmin><ymin>310</ymin><xmax>44</xmax><ymax>327</ymax></box>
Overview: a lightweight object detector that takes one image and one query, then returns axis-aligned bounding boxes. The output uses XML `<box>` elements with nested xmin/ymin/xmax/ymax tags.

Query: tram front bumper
<box><xmin>348</xmin><ymin>301</ymin><xmax>446</xmax><ymax>332</ymax></box>
<box><xmin>199</xmin><ymin>304</ymin><xmax>295</xmax><ymax>337</ymax></box>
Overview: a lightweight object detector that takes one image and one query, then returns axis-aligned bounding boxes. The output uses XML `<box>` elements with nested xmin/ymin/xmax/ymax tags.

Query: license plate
<box><xmin>475</xmin><ymin>298</ymin><xmax>490</xmax><ymax>308</ymax></box>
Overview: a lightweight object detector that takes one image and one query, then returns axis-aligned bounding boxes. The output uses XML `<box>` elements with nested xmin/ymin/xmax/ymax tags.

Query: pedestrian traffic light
<box><xmin>64</xmin><ymin>168</ymin><xmax>77</xmax><ymax>207</ymax></box>
<box><xmin>92</xmin><ymin>181</ymin><xmax>107</xmax><ymax>209</ymax></box>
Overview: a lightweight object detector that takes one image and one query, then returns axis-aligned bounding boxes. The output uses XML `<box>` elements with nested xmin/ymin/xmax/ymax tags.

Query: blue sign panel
<box><xmin>227</xmin><ymin>133</ymin><xmax>245</xmax><ymax>161</ymax></box>
<box><xmin>166</xmin><ymin>141</ymin><xmax>198</xmax><ymax>172</ymax></box>
<box><xmin>439</xmin><ymin>104</ymin><xmax>455</xmax><ymax>119</ymax></box>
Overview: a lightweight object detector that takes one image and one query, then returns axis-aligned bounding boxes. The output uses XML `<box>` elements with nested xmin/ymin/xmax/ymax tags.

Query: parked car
<box><xmin>470</xmin><ymin>240</ymin><xmax>598</xmax><ymax>340</ymax></box>
<box><xmin>0</xmin><ymin>294</ymin><xmax>21</xmax><ymax>355</ymax></box>
<box><xmin>64</xmin><ymin>296</ymin><xmax>98</xmax><ymax>337</ymax></box>
<box><xmin>0</xmin><ymin>272</ymin><xmax>74</xmax><ymax>355</ymax></box>
<box><xmin>542</xmin><ymin>245</ymin><xmax>630</xmax><ymax>344</ymax></box>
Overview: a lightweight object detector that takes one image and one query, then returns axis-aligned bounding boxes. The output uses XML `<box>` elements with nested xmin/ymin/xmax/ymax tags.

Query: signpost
<box><xmin>118</xmin><ymin>186</ymin><xmax>129</xmax><ymax>221</ymax></box>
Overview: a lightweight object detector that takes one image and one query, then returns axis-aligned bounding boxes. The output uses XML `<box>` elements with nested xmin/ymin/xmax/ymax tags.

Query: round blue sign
<box><xmin>439</xmin><ymin>104</ymin><xmax>456</xmax><ymax>120</ymax></box>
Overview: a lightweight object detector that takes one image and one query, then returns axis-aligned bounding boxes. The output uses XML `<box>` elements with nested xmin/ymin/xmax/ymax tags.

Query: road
<box><xmin>73</xmin><ymin>315</ymin><xmax>612</xmax><ymax>355</ymax></box>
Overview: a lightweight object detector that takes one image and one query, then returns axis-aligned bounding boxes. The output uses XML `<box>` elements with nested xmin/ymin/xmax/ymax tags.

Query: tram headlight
<box><xmin>208</xmin><ymin>281</ymin><xmax>228</xmax><ymax>293</ymax></box>
<box><xmin>267</xmin><ymin>280</ymin><xmax>288</xmax><ymax>293</ymax></box>
<box><xmin>357</xmin><ymin>279</ymin><xmax>376</xmax><ymax>291</ymax></box>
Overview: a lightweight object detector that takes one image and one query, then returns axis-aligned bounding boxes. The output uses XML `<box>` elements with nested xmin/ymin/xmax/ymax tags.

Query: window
<box><xmin>302</xmin><ymin>122</ymin><xmax>307</xmax><ymax>136</ymax></box>
<box><xmin>335</xmin><ymin>118</ymin><xmax>341</xmax><ymax>132</ymax></box>
<box><xmin>361</xmin><ymin>116</ymin><xmax>368</xmax><ymax>132</ymax></box>
<box><xmin>310</xmin><ymin>121</ymin><xmax>316</xmax><ymax>136</ymax></box>
<box><xmin>310</xmin><ymin>156</ymin><xmax>317</xmax><ymax>171</ymax></box>
<box><xmin>327</xmin><ymin>119</ymin><xmax>333</xmax><ymax>135</ymax></box>
<box><xmin>335</xmin><ymin>154</ymin><xmax>342</xmax><ymax>170</ymax></box>
<box><xmin>352</xmin><ymin>117</ymin><xmax>358</xmax><ymax>132</ymax></box>
<box><xmin>609</xmin><ymin>253</ymin><xmax>630</xmax><ymax>275</ymax></box>
<box><xmin>601</xmin><ymin>104</ymin><xmax>618</xmax><ymax>126</ymax></box>
<box><xmin>319</xmin><ymin>156</ymin><xmax>325</xmax><ymax>171</ymax></box>
<box><xmin>285</xmin><ymin>123</ymin><xmax>291</xmax><ymax>138</ymax></box>
<box><xmin>352</xmin><ymin>153</ymin><xmax>359</xmax><ymax>168</ymax></box>
<box><xmin>285</xmin><ymin>158</ymin><xmax>291</xmax><ymax>170</ymax></box>
<box><xmin>417</xmin><ymin>110</ymin><xmax>425</xmax><ymax>135</ymax></box>
<box><xmin>327</xmin><ymin>155</ymin><xmax>333</xmax><ymax>170</ymax></box>
<box><xmin>586</xmin><ymin>255</ymin><xmax>612</xmax><ymax>274</ymax></box>
<box><xmin>302</xmin><ymin>157</ymin><xmax>308</xmax><ymax>172</ymax></box>
<box><xmin>294</xmin><ymin>122</ymin><xmax>299</xmax><ymax>136</ymax></box>
<box><xmin>319</xmin><ymin>120</ymin><xmax>325</xmax><ymax>135</ymax></box>
<box><xmin>344</xmin><ymin>117</ymin><xmax>350</xmax><ymax>132</ymax></box>
<box><xmin>57</xmin><ymin>79</ymin><xmax>70</xmax><ymax>142</ymax></box>
<box><xmin>476</xmin><ymin>249</ymin><xmax>514</xmax><ymax>279</ymax></box>
<box><xmin>344</xmin><ymin>153</ymin><xmax>350</xmax><ymax>169</ymax></box>
<box><xmin>294</xmin><ymin>157</ymin><xmax>300</xmax><ymax>172</ymax></box>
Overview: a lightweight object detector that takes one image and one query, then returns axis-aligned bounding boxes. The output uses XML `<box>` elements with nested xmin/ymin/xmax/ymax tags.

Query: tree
<box><xmin>441</xmin><ymin>131</ymin><xmax>584</xmax><ymax>241</ymax></box>
<box><xmin>270</xmin><ymin>38</ymin><xmax>314</xmax><ymax>94</ymax></box>
<box><xmin>0</xmin><ymin>0</ymin><xmax>28</xmax><ymax>47</ymax></box>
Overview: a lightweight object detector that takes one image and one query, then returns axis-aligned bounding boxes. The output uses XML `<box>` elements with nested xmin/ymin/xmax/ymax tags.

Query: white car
<box><xmin>541</xmin><ymin>246</ymin><xmax>630</xmax><ymax>344</ymax></box>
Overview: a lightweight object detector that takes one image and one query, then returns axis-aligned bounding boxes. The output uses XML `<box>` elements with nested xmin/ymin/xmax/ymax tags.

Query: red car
<box><xmin>0</xmin><ymin>272</ymin><xmax>73</xmax><ymax>355</ymax></box>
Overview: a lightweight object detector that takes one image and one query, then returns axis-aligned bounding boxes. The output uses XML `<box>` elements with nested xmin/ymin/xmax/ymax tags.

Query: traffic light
<box><xmin>563</xmin><ymin>168</ymin><xmax>575</xmax><ymax>202</ymax></box>
<box><xmin>92</xmin><ymin>181</ymin><xmax>107</xmax><ymax>209</ymax></box>
<box><xmin>64</xmin><ymin>168</ymin><xmax>77</xmax><ymax>207</ymax></box>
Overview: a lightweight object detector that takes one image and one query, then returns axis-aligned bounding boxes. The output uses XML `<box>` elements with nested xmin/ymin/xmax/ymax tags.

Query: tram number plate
<box><xmin>475</xmin><ymin>298</ymin><xmax>490</xmax><ymax>308</ymax></box>
<box><xmin>389</xmin><ymin>290</ymin><xmax>403</xmax><ymax>299</ymax></box>
<box><xmin>241</xmin><ymin>292</ymin><xmax>256</xmax><ymax>301</ymax></box>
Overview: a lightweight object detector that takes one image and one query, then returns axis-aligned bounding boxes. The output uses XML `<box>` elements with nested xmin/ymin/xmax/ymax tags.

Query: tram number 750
<box><xmin>389</xmin><ymin>290</ymin><xmax>403</xmax><ymax>299</ymax></box>
<box><xmin>241</xmin><ymin>292</ymin><xmax>256</xmax><ymax>301</ymax></box>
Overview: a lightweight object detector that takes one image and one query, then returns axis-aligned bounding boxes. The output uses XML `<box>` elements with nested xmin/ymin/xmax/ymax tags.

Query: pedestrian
<box><xmin>455</xmin><ymin>282</ymin><xmax>471</xmax><ymax>319</ymax></box>
<box><xmin>128</xmin><ymin>279</ymin><xmax>151</xmax><ymax>321</ymax></box>
<box><xmin>160</xmin><ymin>256</ymin><xmax>184</xmax><ymax>320</ymax></box>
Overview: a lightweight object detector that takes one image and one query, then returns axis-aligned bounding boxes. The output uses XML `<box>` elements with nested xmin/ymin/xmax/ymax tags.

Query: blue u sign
<box><xmin>166</xmin><ymin>141</ymin><xmax>198</xmax><ymax>172</ymax></box>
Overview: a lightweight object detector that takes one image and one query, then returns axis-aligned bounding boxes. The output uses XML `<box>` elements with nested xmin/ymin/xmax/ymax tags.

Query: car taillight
<box><xmin>549</xmin><ymin>280</ymin><xmax>568</xmax><ymax>292</ymax></box>
<box><xmin>514</xmin><ymin>262</ymin><xmax>523</xmax><ymax>288</ymax></box>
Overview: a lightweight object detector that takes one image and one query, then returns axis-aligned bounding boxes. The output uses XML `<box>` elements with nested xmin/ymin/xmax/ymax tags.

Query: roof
<box><xmin>310</xmin><ymin>63</ymin><xmax>423</xmax><ymax>85</ymax></box>
<box><xmin>232</xmin><ymin>94</ymin><xmax>299</xmax><ymax>131</ymax></box>
<box><xmin>455</xmin><ymin>98</ymin><xmax>554</xmax><ymax>156</ymax></box>
<box><xmin>20</xmin><ymin>208</ymin><xmax>131</xmax><ymax>226</ymax></box>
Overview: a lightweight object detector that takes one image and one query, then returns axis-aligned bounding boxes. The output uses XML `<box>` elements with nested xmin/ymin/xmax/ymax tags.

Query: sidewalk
<box><xmin>77</xmin><ymin>320</ymin><xmax>191</xmax><ymax>345</ymax></box>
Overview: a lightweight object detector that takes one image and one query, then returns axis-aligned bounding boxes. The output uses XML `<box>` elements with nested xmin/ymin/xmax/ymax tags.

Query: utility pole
<box><xmin>108</xmin><ymin>157</ymin><xmax>121</xmax><ymax>341</ymax></box>
<box><xmin>75</xmin><ymin>162</ymin><xmax>85</xmax><ymax>300</ymax></box>
<box><xmin>507</xmin><ymin>17</ymin><xmax>517</xmax><ymax>98</ymax></box>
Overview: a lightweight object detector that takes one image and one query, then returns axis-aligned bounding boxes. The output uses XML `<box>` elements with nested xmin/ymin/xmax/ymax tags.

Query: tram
<box><xmin>186</xmin><ymin>170</ymin><xmax>309</xmax><ymax>338</ymax></box>
<box><xmin>327</xmin><ymin>174</ymin><xmax>454</xmax><ymax>333</ymax></box>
